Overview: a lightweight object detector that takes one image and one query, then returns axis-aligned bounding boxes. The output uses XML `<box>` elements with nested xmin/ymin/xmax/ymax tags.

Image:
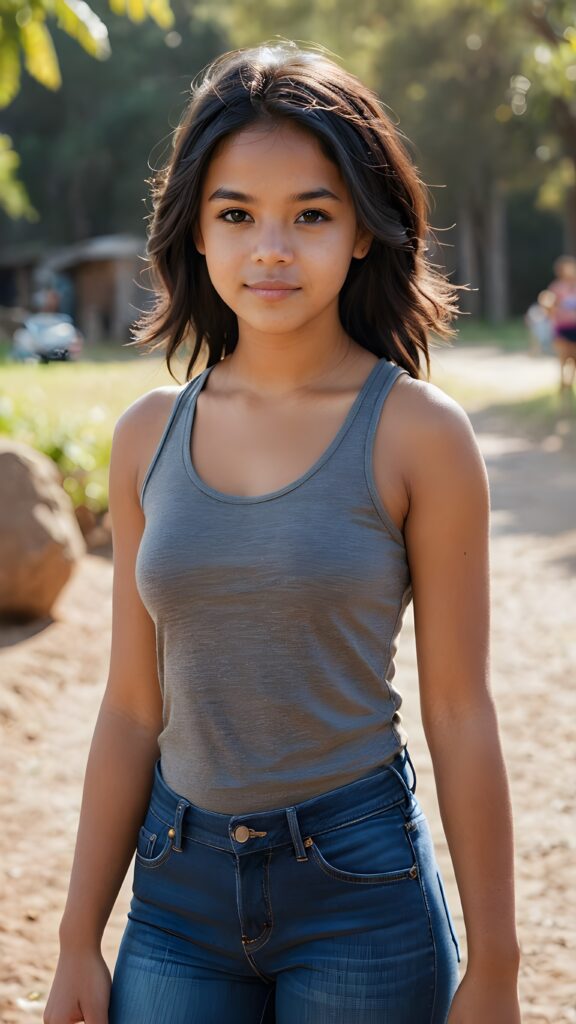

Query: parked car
<box><xmin>11</xmin><ymin>312</ymin><xmax>84</xmax><ymax>363</ymax></box>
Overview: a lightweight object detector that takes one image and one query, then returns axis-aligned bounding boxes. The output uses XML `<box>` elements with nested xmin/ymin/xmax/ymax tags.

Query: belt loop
<box><xmin>172</xmin><ymin>799</ymin><xmax>191</xmax><ymax>852</ymax></box>
<box><xmin>386</xmin><ymin>746</ymin><xmax>417</xmax><ymax>814</ymax></box>
<box><xmin>285</xmin><ymin>806</ymin><xmax>308</xmax><ymax>862</ymax></box>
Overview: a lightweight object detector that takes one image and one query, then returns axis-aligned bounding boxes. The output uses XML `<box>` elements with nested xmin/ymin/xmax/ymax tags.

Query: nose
<box><xmin>250</xmin><ymin>227</ymin><xmax>294</xmax><ymax>265</ymax></box>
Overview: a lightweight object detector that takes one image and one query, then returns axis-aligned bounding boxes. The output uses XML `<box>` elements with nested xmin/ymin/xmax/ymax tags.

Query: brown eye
<box><xmin>219</xmin><ymin>209</ymin><xmax>251</xmax><ymax>223</ymax></box>
<box><xmin>297</xmin><ymin>210</ymin><xmax>330</xmax><ymax>223</ymax></box>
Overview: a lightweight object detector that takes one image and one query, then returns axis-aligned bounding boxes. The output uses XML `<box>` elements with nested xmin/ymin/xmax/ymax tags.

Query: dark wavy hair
<box><xmin>130</xmin><ymin>40</ymin><xmax>467</xmax><ymax>382</ymax></box>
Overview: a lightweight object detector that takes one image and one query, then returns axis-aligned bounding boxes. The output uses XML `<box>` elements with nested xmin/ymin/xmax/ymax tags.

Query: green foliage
<box><xmin>0</xmin><ymin>0</ymin><xmax>112</xmax><ymax>111</ymax></box>
<box><xmin>109</xmin><ymin>0</ymin><xmax>174</xmax><ymax>28</ymax></box>
<box><xmin>0</xmin><ymin>350</ymin><xmax>177</xmax><ymax>511</ymax></box>
<box><xmin>1</xmin><ymin>1</ymin><xmax>226</xmax><ymax>238</ymax></box>
<box><xmin>0</xmin><ymin>0</ymin><xmax>175</xmax><ymax>105</ymax></box>
<box><xmin>0</xmin><ymin>0</ymin><xmax>174</xmax><ymax>217</ymax></box>
<box><xmin>0</xmin><ymin>390</ymin><xmax>112</xmax><ymax>511</ymax></box>
<box><xmin>0</xmin><ymin>132</ymin><xmax>38</xmax><ymax>218</ymax></box>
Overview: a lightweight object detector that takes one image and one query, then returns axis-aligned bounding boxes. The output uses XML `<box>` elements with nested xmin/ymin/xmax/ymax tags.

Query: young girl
<box><xmin>44</xmin><ymin>41</ymin><xmax>521</xmax><ymax>1024</ymax></box>
<box><xmin>547</xmin><ymin>254</ymin><xmax>576</xmax><ymax>346</ymax></box>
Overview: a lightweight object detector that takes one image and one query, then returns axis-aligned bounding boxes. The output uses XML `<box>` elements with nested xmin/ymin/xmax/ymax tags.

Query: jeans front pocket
<box><xmin>305</xmin><ymin>802</ymin><xmax>419</xmax><ymax>886</ymax></box>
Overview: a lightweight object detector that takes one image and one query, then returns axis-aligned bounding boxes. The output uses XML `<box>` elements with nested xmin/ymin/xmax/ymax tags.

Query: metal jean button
<box><xmin>233</xmin><ymin>825</ymin><xmax>251</xmax><ymax>843</ymax></box>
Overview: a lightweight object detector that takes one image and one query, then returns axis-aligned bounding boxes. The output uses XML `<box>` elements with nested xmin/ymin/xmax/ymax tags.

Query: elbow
<box><xmin>421</xmin><ymin>690</ymin><xmax>499</xmax><ymax>746</ymax></box>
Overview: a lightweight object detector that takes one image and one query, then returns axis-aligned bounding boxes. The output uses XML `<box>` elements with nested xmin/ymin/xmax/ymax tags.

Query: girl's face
<box><xmin>562</xmin><ymin>260</ymin><xmax>576</xmax><ymax>281</ymax></box>
<box><xmin>193</xmin><ymin>120</ymin><xmax>372</xmax><ymax>340</ymax></box>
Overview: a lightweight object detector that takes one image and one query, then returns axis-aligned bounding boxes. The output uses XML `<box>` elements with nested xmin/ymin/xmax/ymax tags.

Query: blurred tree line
<box><xmin>1</xmin><ymin>0</ymin><xmax>575</xmax><ymax>318</ymax></box>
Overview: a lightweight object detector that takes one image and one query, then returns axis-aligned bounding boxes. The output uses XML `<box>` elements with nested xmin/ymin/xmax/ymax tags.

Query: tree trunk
<box><xmin>484</xmin><ymin>178</ymin><xmax>508</xmax><ymax>323</ymax></box>
<box><xmin>564</xmin><ymin>180</ymin><xmax>576</xmax><ymax>256</ymax></box>
<box><xmin>457</xmin><ymin>199</ymin><xmax>481</xmax><ymax>318</ymax></box>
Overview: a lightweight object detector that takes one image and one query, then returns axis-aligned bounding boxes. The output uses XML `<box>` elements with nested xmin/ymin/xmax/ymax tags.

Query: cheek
<box><xmin>303</xmin><ymin>222</ymin><xmax>357</xmax><ymax>263</ymax></box>
<box><xmin>204</xmin><ymin>241</ymin><xmax>238</xmax><ymax>284</ymax></box>
<box><xmin>304</xmin><ymin>235</ymin><xmax>356</xmax><ymax>289</ymax></box>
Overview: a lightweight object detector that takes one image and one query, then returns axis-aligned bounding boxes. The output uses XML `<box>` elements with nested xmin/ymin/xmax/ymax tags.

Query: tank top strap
<box><xmin>323</xmin><ymin>358</ymin><xmax>408</xmax><ymax>545</ymax></box>
<box><xmin>347</xmin><ymin>357</ymin><xmax>409</xmax><ymax>441</ymax></box>
<box><xmin>139</xmin><ymin>375</ymin><xmax>199</xmax><ymax>508</ymax></box>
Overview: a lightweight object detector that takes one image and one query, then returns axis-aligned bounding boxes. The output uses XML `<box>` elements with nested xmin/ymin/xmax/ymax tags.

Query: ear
<box><xmin>192</xmin><ymin>223</ymin><xmax>205</xmax><ymax>256</ymax></box>
<box><xmin>353</xmin><ymin>227</ymin><xmax>373</xmax><ymax>260</ymax></box>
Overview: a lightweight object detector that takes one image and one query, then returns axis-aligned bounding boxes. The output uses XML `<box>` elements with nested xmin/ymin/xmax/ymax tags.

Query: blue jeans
<box><xmin>108</xmin><ymin>746</ymin><xmax>461</xmax><ymax>1022</ymax></box>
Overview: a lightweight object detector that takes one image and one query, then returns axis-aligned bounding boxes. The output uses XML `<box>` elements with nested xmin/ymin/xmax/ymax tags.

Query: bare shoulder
<box><xmin>388</xmin><ymin>373</ymin><xmax>490</xmax><ymax>568</ymax></box>
<box><xmin>383</xmin><ymin>372</ymin><xmax>481</xmax><ymax>475</ymax></box>
<box><xmin>372</xmin><ymin>371</ymin><xmax>487</xmax><ymax>537</ymax></box>
<box><xmin>116</xmin><ymin>383</ymin><xmax>185</xmax><ymax>432</ymax></box>
<box><xmin>112</xmin><ymin>385</ymin><xmax>187</xmax><ymax>501</ymax></box>
<box><xmin>391</xmin><ymin>373</ymin><xmax>487</xmax><ymax>493</ymax></box>
<box><xmin>392</xmin><ymin>370</ymin><xmax>478</xmax><ymax>438</ymax></box>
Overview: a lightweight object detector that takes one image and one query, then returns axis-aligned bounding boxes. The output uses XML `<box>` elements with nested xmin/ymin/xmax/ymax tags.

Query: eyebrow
<box><xmin>207</xmin><ymin>187</ymin><xmax>343</xmax><ymax>203</ymax></box>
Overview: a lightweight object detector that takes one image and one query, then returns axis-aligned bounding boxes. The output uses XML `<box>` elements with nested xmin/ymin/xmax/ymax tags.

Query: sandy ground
<box><xmin>1</xmin><ymin>345</ymin><xmax>575</xmax><ymax>1022</ymax></box>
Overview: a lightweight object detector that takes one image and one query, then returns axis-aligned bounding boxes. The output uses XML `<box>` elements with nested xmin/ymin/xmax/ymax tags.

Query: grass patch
<box><xmin>0</xmin><ymin>345</ymin><xmax>193</xmax><ymax>512</ymax></box>
<box><xmin>447</xmin><ymin>317</ymin><xmax>531</xmax><ymax>351</ymax></box>
<box><xmin>428</xmin><ymin>371</ymin><xmax>502</xmax><ymax>408</ymax></box>
<box><xmin>488</xmin><ymin>389</ymin><xmax>576</xmax><ymax>450</ymax></box>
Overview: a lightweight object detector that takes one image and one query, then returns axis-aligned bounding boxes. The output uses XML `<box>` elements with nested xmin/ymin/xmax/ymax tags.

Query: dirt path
<box><xmin>1</xmin><ymin>346</ymin><xmax>574</xmax><ymax>1022</ymax></box>
<box><xmin>430</xmin><ymin>342</ymin><xmax>562</xmax><ymax>400</ymax></box>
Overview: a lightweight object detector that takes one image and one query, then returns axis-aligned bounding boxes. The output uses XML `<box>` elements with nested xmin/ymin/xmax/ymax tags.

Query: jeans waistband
<box><xmin>146</xmin><ymin>747</ymin><xmax>418</xmax><ymax>863</ymax></box>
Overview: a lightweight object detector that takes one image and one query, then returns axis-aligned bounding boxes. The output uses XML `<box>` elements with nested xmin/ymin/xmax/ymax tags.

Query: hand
<box><xmin>43</xmin><ymin>947</ymin><xmax>112</xmax><ymax>1024</ymax></box>
<box><xmin>447</xmin><ymin>968</ymin><xmax>521</xmax><ymax>1024</ymax></box>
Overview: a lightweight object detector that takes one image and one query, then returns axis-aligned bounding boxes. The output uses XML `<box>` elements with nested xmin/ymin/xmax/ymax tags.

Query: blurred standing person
<box><xmin>547</xmin><ymin>255</ymin><xmax>576</xmax><ymax>392</ymax></box>
<box><xmin>524</xmin><ymin>290</ymin><xmax>555</xmax><ymax>355</ymax></box>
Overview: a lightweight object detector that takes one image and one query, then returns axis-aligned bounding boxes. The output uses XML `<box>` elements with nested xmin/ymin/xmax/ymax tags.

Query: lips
<box><xmin>246</xmin><ymin>282</ymin><xmax>299</xmax><ymax>289</ymax></box>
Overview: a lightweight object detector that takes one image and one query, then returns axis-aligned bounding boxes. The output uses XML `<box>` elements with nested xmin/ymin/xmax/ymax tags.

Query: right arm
<box><xmin>44</xmin><ymin>394</ymin><xmax>168</xmax><ymax>1024</ymax></box>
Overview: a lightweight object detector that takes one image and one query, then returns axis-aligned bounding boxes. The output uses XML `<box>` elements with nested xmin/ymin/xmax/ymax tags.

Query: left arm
<box><xmin>401</xmin><ymin>382</ymin><xmax>521</xmax><ymax>1022</ymax></box>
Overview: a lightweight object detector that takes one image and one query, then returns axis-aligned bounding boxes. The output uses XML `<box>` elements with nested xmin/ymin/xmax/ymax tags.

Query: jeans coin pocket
<box><xmin>134</xmin><ymin>812</ymin><xmax>175</xmax><ymax>870</ymax></box>
<box><xmin>137</xmin><ymin>825</ymin><xmax>157</xmax><ymax>859</ymax></box>
<box><xmin>306</xmin><ymin>803</ymin><xmax>419</xmax><ymax>885</ymax></box>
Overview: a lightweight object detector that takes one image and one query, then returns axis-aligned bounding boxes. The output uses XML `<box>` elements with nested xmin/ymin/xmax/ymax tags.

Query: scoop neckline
<box><xmin>181</xmin><ymin>356</ymin><xmax>389</xmax><ymax>504</ymax></box>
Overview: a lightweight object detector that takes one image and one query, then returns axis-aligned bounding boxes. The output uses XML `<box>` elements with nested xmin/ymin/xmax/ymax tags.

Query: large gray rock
<box><xmin>0</xmin><ymin>439</ymin><xmax>86</xmax><ymax>617</ymax></box>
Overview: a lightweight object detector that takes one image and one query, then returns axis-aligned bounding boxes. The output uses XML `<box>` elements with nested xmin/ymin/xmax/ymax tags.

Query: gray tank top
<box><xmin>135</xmin><ymin>356</ymin><xmax>413</xmax><ymax>813</ymax></box>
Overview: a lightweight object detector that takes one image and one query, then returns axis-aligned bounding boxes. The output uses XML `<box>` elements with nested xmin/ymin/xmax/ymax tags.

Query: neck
<box><xmin>218</xmin><ymin>336</ymin><xmax>360</xmax><ymax>398</ymax></box>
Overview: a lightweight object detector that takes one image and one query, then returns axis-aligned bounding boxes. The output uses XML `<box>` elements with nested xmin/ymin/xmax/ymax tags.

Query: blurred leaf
<box><xmin>0</xmin><ymin>133</ymin><xmax>39</xmax><ymax>218</ymax></box>
<box><xmin>126</xmin><ymin>0</ymin><xmax>147</xmax><ymax>23</ymax></box>
<box><xmin>20</xmin><ymin>15</ymin><xmax>61</xmax><ymax>90</ymax></box>
<box><xmin>145</xmin><ymin>0</ymin><xmax>174</xmax><ymax>29</ymax></box>
<box><xmin>52</xmin><ymin>0</ymin><xmax>111</xmax><ymax>59</ymax></box>
<box><xmin>0</xmin><ymin>37</ymin><xmax>21</xmax><ymax>108</ymax></box>
<box><xmin>107</xmin><ymin>0</ymin><xmax>174</xmax><ymax>29</ymax></box>
<box><xmin>537</xmin><ymin>157</ymin><xmax>576</xmax><ymax>212</ymax></box>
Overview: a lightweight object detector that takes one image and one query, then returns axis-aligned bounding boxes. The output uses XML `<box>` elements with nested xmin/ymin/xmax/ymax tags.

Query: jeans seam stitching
<box><xmin>243</xmin><ymin>850</ymin><xmax>275</xmax><ymax>950</ymax></box>
<box><xmin>405</xmin><ymin>826</ymin><xmax>438</xmax><ymax>1016</ymax></box>
<box><xmin>308</xmin><ymin>843</ymin><xmax>418</xmax><ymax>885</ymax></box>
